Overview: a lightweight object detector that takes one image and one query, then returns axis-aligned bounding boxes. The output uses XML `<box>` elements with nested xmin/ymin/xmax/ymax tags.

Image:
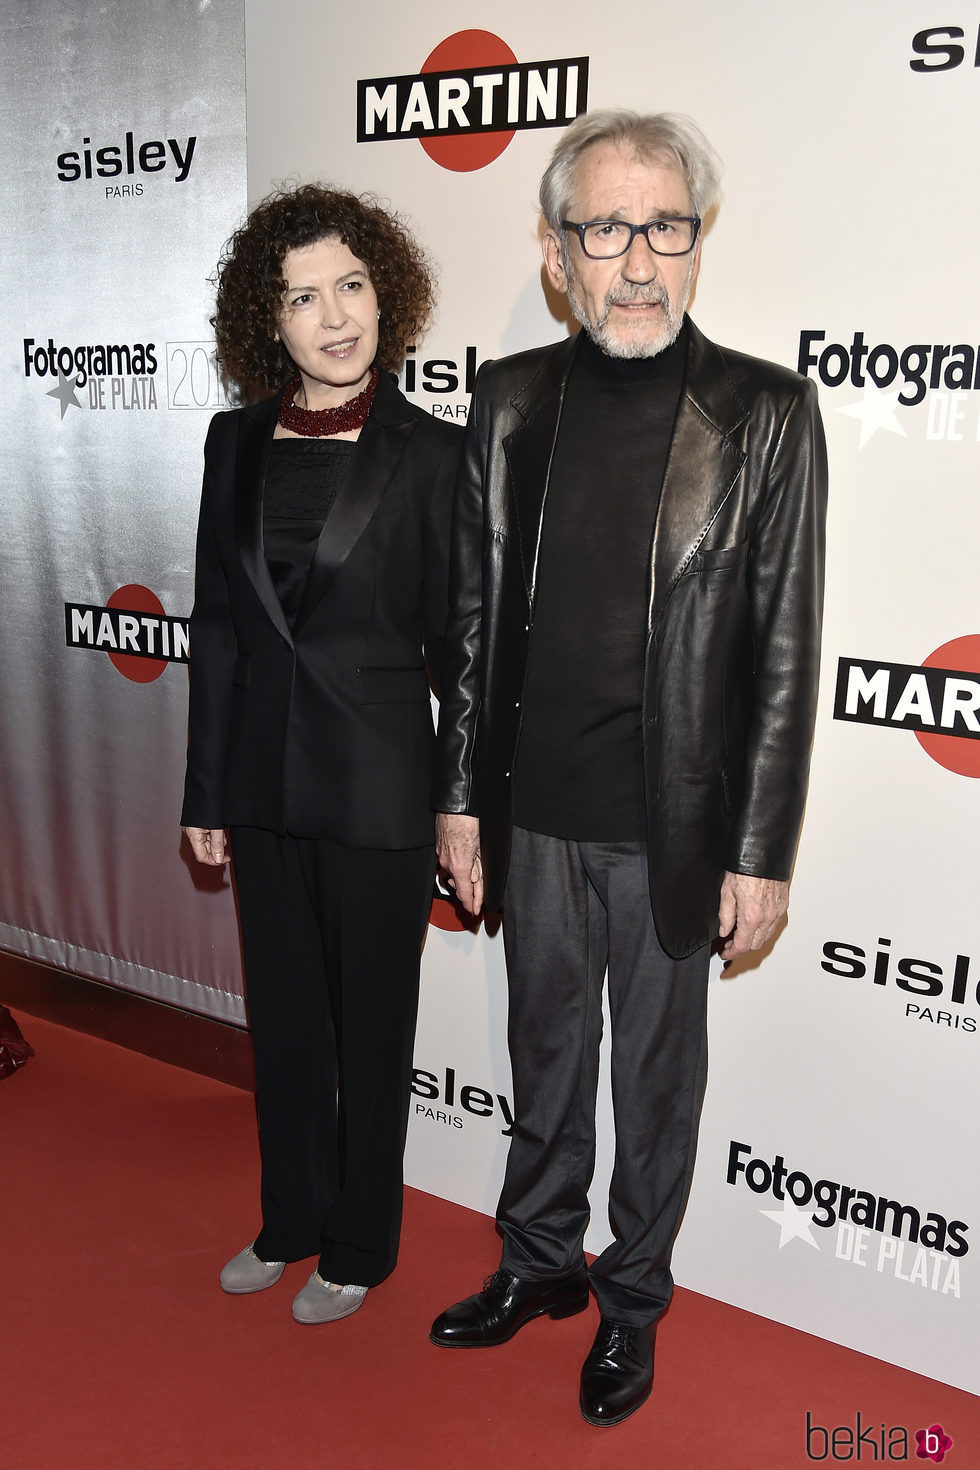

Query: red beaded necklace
<box><xmin>277</xmin><ymin>367</ymin><xmax>379</xmax><ymax>437</ymax></box>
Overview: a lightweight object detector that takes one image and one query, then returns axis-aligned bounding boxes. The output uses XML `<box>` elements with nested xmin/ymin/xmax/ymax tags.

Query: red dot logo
<box><xmin>106</xmin><ymin>584</ymin><xmax>168</xmax><ymax>683</ymax></box>
<box><xmin>916</xmin><ymin>635</ymin><xmax>980</xmax><ymax>778</ymax></box>
<box><xmin>428</xmin><ymin>891</ymin><xmax>468</xmax><ymax>932</ymax></box>
<box><xmin>420</xmin><ymin>31</ymin><xmax>517</xmax><ymax>172</ymax></box>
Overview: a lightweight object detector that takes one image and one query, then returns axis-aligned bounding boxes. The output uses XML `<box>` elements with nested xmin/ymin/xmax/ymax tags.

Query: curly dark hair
<box><xmin>213</xmin><ymin>183</ymin><xmax>435</xmax><ymax>391</ymax></box>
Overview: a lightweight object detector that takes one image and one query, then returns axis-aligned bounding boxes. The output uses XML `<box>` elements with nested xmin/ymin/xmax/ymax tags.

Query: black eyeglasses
<box><xmin>560</xmin><ymin>216</ymin><xmax>701</xmax><ymax>259</ymax></box>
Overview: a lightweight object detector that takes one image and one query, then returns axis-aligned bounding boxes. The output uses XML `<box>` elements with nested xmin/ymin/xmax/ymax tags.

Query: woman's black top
<box><xmin>262</xmin><ymin>437</ymin><xmax>356</xmax><ymax>630</ymax></box>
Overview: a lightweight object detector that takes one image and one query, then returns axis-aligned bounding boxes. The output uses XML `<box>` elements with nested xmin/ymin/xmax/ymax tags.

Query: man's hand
<box><xmin>717</xmin><ymin>870</ymin><xmax>788</xmax><ymax>960</ymax></box>
<box><xmin>182</xmin><ymin>826</ymin><xmax>230</xmax><ymax>866</ymax></box>
<box><xmin>436</xmin><ymin>813</ymin><xmax>483</xmax><ymax>917</ymax></box>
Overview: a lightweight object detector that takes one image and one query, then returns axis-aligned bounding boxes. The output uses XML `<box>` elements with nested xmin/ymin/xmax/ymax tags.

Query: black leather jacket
<box><xmin>434</xmin><ymin>319</ymin><xmax>827</xmax><ymax>957</ymax></box>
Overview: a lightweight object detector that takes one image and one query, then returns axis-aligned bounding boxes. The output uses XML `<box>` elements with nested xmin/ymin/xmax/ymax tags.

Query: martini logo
<box><xmin>834</xmin><ymin>639</ymin><xmax>980</xmax><ymax>778</ymax></box>
<box><xmin>428</xmin><ymin>868</ymin><xmax>483</xmax><ymax>932</ymax></box>
<box><xmin>65</xmin><ymin>585</ymin><xmax>189</xmax><ymax>683</ymax></box>
<box><xmin>357</xmin><ymin>31</ymin><xmax>588</xmax><ymax>172</ymax></box>
<box><xmin>428</xmin><ymin>893</ymin><xmax>468</xmax><ymax>932</ymax></box>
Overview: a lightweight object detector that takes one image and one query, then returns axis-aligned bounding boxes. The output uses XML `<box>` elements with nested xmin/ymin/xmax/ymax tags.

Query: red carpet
<box><xmin>3</xmin><ymin>1015</ymin><xmax>977</xmax><ymax>1469</ymax></box>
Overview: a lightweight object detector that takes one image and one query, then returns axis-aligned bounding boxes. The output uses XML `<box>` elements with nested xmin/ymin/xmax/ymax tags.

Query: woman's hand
<box><xmin>182</xmin><ymin>826</ymin><xmax>230</xmax><ymax>866</ymax></box>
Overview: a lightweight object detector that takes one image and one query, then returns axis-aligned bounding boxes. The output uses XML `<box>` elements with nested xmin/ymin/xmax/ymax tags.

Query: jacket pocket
<box><xmin>692</xmin><ymin>540</ymin><xmax>748</xmax><ymax>574</ymax></box>
<box><xmin>721</xmin><ymin>766</ymin><xmax>739</xmax><ymax>814</ymax></box>
<box><xmin>357</xmin><ymin>666</ymin><xmax>430</xmax><ymax>704</ymax></box>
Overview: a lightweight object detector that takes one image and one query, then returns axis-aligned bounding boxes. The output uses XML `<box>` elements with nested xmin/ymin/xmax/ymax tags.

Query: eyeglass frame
<box><xmin>559</xmin><ymin>215</ymin><xmax>702</xmax><ymax>259</ymax></box>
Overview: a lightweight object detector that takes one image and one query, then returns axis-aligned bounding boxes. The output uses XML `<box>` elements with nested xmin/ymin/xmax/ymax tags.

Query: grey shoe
<box><xmin>292</xmin><ymin>1272</ymin><xmax>368</xmax><ymax>1324</ymax></box>
<box><xmin>220</xmin><ymin>1244</ymin><xmax>286</xmax><ymax>1294</ymax></box>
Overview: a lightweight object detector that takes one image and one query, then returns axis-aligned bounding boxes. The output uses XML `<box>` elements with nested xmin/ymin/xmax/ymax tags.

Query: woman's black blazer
<box><xmin>181</xmin><ymin>371</ymin><xmax>462</xmax><ymax>849</ymax></box>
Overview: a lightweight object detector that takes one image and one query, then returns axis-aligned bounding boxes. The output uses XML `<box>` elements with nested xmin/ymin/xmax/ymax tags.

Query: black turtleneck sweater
<box><xmin>511</xmin><ymin>325</ymin><xmax>686</xmax><ymax>842</ymax></box>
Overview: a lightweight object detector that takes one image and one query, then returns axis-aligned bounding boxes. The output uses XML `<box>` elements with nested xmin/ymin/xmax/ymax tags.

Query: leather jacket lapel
<box><xmin>504</xmin><ymin>335</ymin><xmax>578</xmax><ymax>599</ymax></box>
<box><xmin>649</xmin><ymin>320</ymin><xmax>748</xmax><ymax>633</ymax></box>
<box><xmin>500</xmin><ymin>324</ymin><xmax>747</xmax><ymax>629</ymax></box>
<box><xmin>232</xmin><ymin>394</ymin><xmax>293</xmax><ymax>646</ymax></box>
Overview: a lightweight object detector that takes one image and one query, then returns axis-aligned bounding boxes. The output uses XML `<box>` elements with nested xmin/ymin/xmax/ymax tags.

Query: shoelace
<box><xmin>482</xmin><ymin>1269</ymin><xmax>514</xmax><ymax>1300</ymax></box>
<box><xmin>594</xmin><ymin>1322</ymin><xmax>637</xmax><ymax>1356</ymax></box>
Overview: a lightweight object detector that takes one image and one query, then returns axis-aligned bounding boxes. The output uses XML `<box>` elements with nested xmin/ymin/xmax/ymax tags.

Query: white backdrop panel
<box><xmin>253</xmin><ymin>0</ymin><xmax>977</xmax><ymax>1389</ymax></box>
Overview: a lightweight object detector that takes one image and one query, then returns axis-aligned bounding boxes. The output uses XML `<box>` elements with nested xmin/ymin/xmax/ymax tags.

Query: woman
<box><xmin>181</xmin><ymin>184</ymin><xmax>461</xmax><ymax>1323</ymax></box>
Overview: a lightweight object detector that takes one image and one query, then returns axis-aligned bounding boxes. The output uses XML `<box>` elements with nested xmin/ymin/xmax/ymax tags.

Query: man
<box><xmin>431</xmin><ymin>110</ymin><xmax>827</xmax><ymax>1427</ymax></box>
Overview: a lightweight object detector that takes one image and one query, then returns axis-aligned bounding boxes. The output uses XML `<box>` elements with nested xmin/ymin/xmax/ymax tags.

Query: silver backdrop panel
<box><xmin>0</xmin><ymin>0</ymin><xmax>248</xmax><ymax>1021</ymax></box>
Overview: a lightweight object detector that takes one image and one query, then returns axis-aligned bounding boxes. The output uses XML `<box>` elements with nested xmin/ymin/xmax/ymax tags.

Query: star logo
<box><xmin>837</xmin><ymin>382</ymin><xmax>907</xmax><ymax>450</ymax></box>
<box><xmin>46</xmin><ymin>369</ymin><xmax>83</xmax><ymax>419</ymax></box>
<box><xmin>760</xmin><ymin>1198</ymin><xmax>821</xmax><ymax>1250</ymax></box>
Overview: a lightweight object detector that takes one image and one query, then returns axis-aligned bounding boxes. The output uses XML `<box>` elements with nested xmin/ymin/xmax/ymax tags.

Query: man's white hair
<box><xmin>539</xmin><ymin>109</ymin><xmax>723</xmax><ymax>230</ymax></box>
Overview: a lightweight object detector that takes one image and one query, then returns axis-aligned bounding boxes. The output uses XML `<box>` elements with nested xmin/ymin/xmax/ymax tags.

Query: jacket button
<box><xmin>524</xmin><ymin>624</ymin><xmax>529</xmax><ymax>633</ymax></box>
<box><xmin>514</xmin><ymin>700</ymin><xmax>520</xmax><ymax>709</ymax></box>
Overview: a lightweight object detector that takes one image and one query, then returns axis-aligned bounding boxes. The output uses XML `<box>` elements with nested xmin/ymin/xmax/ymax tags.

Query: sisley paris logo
<box><xmin>411</xmin><ymin>1066</ymin><xmax>514</xmax><ymax>1136</ymax></box>
<box><xmin>357</xmin><ymin>30</ymin><xmax>588</xmax><ymax>172</ymax></box>
<box><xmin>820</xmin><ymin>932</ymin><xmax>978</xmax><ymax>1037</ymax></box>
<box><xmin>400</xmin><ymin>342</ymin><xmax>483</xmax><ymax>421</ymax></box>
<box><xmin>910</xmin><ymin>22</ymin><xmax>980</xmax><ymax>71</ymax></box>
<box><xmin>56</xmin><ymin>131</ymin><xmax>197</xmax><ymax>196</ymax></box>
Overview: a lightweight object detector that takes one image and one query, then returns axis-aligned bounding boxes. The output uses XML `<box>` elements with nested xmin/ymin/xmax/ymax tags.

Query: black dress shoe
<box><xmin>579</xmin><ymin>1318</ymin><xmax>656</xmax><ymax>1426</ymax></box>
<box><xmin>429</xmin><ymin>1266</ymin><xmax>590</xmax><ymax>1347</ymax></box>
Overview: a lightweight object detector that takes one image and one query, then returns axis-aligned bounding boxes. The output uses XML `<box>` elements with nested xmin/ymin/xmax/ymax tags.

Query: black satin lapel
<box><xmin>504</xmin><ymin>385</ymin><xmax>566</xmax><ymax>598</ymax></box>
<box><xmin>232</xmin><ymin>402</ymin><xmax>292</xmax><ymax>645</ymax></box>
<box><xmin>294</xmin><ymin>415</ymin><xmax>415</xmax><ymax>628</ymax></box>
<box><xmin>649</xmin><ymin>396</ymin><xmax>746</xmax><ymax>631</ymax></box>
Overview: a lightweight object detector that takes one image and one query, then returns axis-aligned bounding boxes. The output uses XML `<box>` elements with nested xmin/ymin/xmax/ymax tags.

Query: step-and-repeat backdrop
<box><xmin>1</xmin><ymin>0</ymin><xmax>976</xmax><ymax>1393</ymax></box>
<box><xmin>0</xmin><ymin>0</ymin><xmax>247</xmax><ymax>1017</ymax></box>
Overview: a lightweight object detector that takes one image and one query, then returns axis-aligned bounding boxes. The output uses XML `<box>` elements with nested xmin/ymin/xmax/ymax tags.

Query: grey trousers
<box><xmin>497</xmin><ymin>826</ymin><xmax>710</xmax><ymax>1327</ymax></box>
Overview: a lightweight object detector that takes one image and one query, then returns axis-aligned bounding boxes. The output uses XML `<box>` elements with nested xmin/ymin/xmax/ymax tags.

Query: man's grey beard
<box><xmin>565</xmin><ymin>257</ymin><xmax>693</xmax><ymax>360</ymax></box>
